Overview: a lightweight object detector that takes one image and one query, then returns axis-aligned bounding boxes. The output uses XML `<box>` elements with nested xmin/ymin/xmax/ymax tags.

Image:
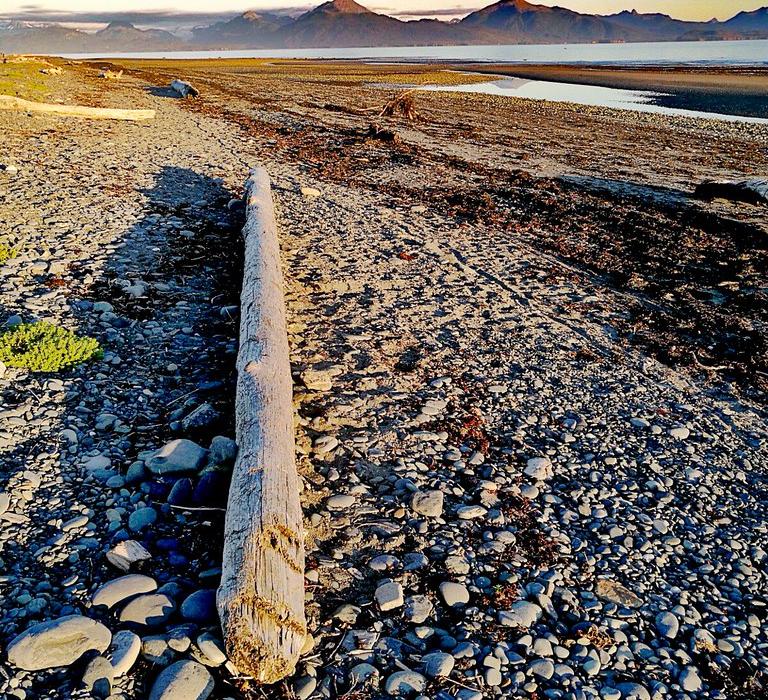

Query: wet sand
<box><xmin>471</xmin><ymin>64</ymin><xmax>768</xmax><ymax>119</ymax></box>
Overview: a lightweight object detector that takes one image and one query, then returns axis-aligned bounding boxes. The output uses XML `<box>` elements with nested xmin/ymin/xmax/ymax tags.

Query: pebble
<box><xmin>411</xmin><ymin>489</ymin><xmax>444</xmax><ymax>517</ymax></box>
<box><xmin>92</xmin><ymin>574</ymin><xmax>157</xmax><ymax>609</ymax></box>
<box><xmin>385</xmin><ymin>670</ymin><xmax>427</xmax><ymax>696</ymax></box>
<box><xmin>108</xmin><ymin>630</ymin><xmax>142</xmax><ymax>676</ymax></box>
<box><xmin>148</xmin><ymin>660</ymin><xmax>214</xmax><ymax>700</ymax></box>
<box><xmin>7</xmin><ymin>615</ymin><xmax>112</xmax><ymax>670</ymax></box>
<box><xmin>128</xmin><ymin>506</ymin><xmax>158</xmax><ymax>532</ymax></box>
<box><xmin>180</xmin><ymin>589</ymin><xmax>217</xmax><ymax>622</ymax></box>
<box><xmin>147</xmin><ymin>439</ymin><xmax>208</xmax><ymax>475</ymax></box>
<box><xmin>119</xmin><ymin>593</ymin><xmax>176</xmax><ymax>626</ymax></box>
<box><xmin>655</xmin><ymin>611</ymin><xmax>680</xmax><ymax>639</ymax></box>
<box><xmin>499</xmin><ymin>601</ymin><xmax>542</xmax><ymax>628</ymax></box>
<box><xmin>524</xmin><ymin>456</ymin><xmax>553</xmax><ymax>480</ymax></box>
<box><xmin>375</xmin><ymin>581</ymin><xmax>404</xmax><ymax>611</ymax></box>
<box><xmin>81</xmin><ymin>655</ymin><xmax>114</xmax><ymax>698</ymax></box>
<box><xmin>422</xmin><ymin>651</ymin><xmax>455</xmax><ymax>678</ymax></box>
<box><xmin>439</xmin><ymin>582</ymin><xmax>469</xmax><ymax>608</ymax></box>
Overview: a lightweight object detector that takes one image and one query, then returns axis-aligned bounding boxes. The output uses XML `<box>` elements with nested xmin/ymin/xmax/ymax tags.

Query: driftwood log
<box><xmin>170</xmin><ymin>79</ymin><xmax>199</xmax><ymax>98</ymax></box>
<box><xmin>217</xmin><ymin>167</ymin><xmax>306</xmax><ymax>684</ymax></box>
<box><xmin>694</xmin><ymin>177</ymin><xmax>768</xmax><ymax>205</ymax></box>
<box><xmin>0</xmin><ymin>95</ymin><xmax>154</xmax><ymax>121</ymax></box>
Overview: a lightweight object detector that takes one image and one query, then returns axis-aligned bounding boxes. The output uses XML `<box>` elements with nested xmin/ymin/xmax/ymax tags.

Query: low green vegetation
<box><xmin>0</xmin><ymin>243</ymin><xmax>18</xmax><ymax>264</ymax></box>
<box><xmin>0</xmin><ymin>59</ymin><xmax>51</xmax><ymax>99</ymax></box>
<box><xmin>0</xmin><ymin>322</ymin><xmax>102</xmax><ymax>372</ymax></box>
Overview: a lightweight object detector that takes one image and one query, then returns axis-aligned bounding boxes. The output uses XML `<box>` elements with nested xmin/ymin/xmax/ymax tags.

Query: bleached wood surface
<box><xmin>0</xmin><ymin>95</ymin><xmax>155</xmax><ymax>121</ymax></box>
<box><xmin>217</xmin><ymin>167</ymin><xmax>306</xmax><ymax>684</ymax></box>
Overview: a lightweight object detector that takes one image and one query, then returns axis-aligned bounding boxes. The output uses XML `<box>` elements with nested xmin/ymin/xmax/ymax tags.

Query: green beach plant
<box><xmin>0</xmin><ymin>321</ymin><xmax>102</xmax><ymax>372</ymax></box>
<box><xmin>0</xmin><ymin>243</ymin><xmax>18</xmax><ymax>264</ymax></box>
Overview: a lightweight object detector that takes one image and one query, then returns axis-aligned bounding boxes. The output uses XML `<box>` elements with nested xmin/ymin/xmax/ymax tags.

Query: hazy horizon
<box><xmin>2</xmin><ymin>0</ymin><xmax>765</xmax><ymax>24</ymax></box>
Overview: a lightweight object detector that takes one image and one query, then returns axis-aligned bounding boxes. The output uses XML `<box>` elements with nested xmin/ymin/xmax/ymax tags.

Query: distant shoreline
<box><xmin>50</xmin><ymin>38</ymin><xmax>768</xmax><ymax>66</ymax></box>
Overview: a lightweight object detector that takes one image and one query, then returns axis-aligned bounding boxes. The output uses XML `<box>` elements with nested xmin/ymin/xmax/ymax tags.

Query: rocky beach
<box><xmin>1</xmin><ymin>57</ymin><xmax>767</xmax><ymax>700</ymax></box>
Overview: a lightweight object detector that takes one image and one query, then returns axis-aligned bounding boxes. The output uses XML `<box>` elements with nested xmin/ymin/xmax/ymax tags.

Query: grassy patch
<box><xmin>0</xmin><ymin>59</ymin><xmax>51</xmax><ymax>99</ymax></box>
<box><xmin>0</xmin><ymin>322</ymin><xmax>102</xmax><ymax>372</ymax></box>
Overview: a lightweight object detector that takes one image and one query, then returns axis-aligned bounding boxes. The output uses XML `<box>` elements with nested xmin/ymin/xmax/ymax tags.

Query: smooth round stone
<box><xmin>669</xmin><ymin>427</ymin><xmax>690</xmax><ymax>440</ymax></box>
<box><xmin>147</xmin><ymin>439</ymin><xmax>208</xmax><ymax>476</ymax></box>
<box><xmin>128</xmin><ymin>507</ymin><xmax>158</xmax><ymax>532</ymax></box>
<box><xmin>7</xmin><ymin>615</ymin><xmax>111</xmax><ymax>671</ymax></box>
<box><xmin>411</xmin><ymin>490</ymin><xmax>444</xmax><ymax>518</ymax></box>
<box><xmin>326</xmin><ymin>494</ymin><xmax>355</xmax><ymax>511</ymax></box>
<box><xmin>655</xmin><ymin>611</ymin><xmax>680</xmax><ymax>639</ymax></box>
<box><xmin>167</xmin><ymin>478</ymin><xmax>194</xmax><ymax>506</ymax></box>
<box><xmin>349</xmin><ymin>663</ymin><xmax>379</xmax><ymax>686</ymax></box>
<box><xmin>439</xmin><ymin>582</ymin><xmax>469</xmax><ymax>608</ymax></box>
<box><xmin>195</xmin><ymin>633</ymin><xmax>227</xmax><ymax>666</ymax></box>
<box><xmin>314</xmin><ymin>435</ymin><xmax>339</xmax><ymax>454</ymax></box>
<box><xmin>485</xmin><ymin>667</ymin><xmax>503</xmax><ymax>686</ymax></box>
<box><xmin>679</xmin><ymin>666</ymin><xmax>702</xmax><ymax>692</ymax></box>
<box><xmin>82</xmin><ymin>655</ymin><xmax>114</xmax><ymax>698</ymax></box>
<box><xmin>92</xmin><ymin>574</ymin><xmax>157</xmax><ymax>609</ymax></box>
<box><xmin>385</xmin><ymin>671</ymin><xmax>427</xmax><ymax>696</ymax></box>
<box><xmin>530</xmin><ymin>658</ymin><xmax>554</xmax><ymax>680</ymax></box>
<box><xmin>615</xmin><ymin>683</ymin><xmax>651</xmax><ymax>700</ymax></box>
<box><xmin>148</xmin><ymin>660</ymin><xmax>214</xmax><ymax>700</ymax></box>
<box><xmin>293</xmin><ymin>675</ymin><xmax>317</xmax><ymax>700</ymax></box>
<box><xmin>180</xmin><ymin>589</ymin><xmax>216</xmax><ymax>622</ymax></box>
<box><xmin>108</xmin><ymin>630</ymin><xmax>142</xmax><ymax>676</ymax></box>
<box><xmin>422</xmin><ymin>651</ymin><xmax>455</xmax><ymax>678</ymax></box>
<box><xmin>375</xmin><ymin>581</ymin><xmax>404</xmax><ymax>611</ymax></box>
<box><xmin>119</xmin><ymin>593</ymin><xmax>176</xmax><ymax>626</ymax></box>
<box><xmin>456</xmin><ymin>505</ymin><xmax>487</xmax><ymax>520</ymax></box>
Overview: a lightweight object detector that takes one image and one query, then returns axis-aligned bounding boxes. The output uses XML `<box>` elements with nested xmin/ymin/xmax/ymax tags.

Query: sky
<box><xmin>2</xmin><ymin>0</ymin><xmax>764</xmax><ymax>23</ymax></box>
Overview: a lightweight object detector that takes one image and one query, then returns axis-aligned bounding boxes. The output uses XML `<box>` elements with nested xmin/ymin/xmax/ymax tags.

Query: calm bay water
<box><xmin>63</xmin><ymin>39</ymin><xmax>768</xmax><ymax>66</ymax></box>
<box><xmin>417</xmin><ymin>77</ymin><xmax>768</xmax><ymax>125</ymax></box>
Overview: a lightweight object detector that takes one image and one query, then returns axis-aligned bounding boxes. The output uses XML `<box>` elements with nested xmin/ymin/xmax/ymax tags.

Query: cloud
<box><xmin>384</xmin><ymin>5</ymin><xmax>480</xmax><ymax>17</ymax></box>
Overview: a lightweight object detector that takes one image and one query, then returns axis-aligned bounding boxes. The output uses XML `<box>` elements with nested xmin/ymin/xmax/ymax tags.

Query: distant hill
<box><xmin>0</xmin><ymin>20</ymin><xmax>184</xmax><ymax>53</ymax></box>
<box><xmin>459</xmin><ymin>0</ymin><xmax>633</xmax><ymax>44</ymax></box>
<box><xmin>276</xmin><ymin>0</ymin><xmax>477</xmax><ymax>48</ymax></box>
<box><xmin>722</xmin><ymin>7</ymin><xmax>768</xmax><ymax>37</ymax></box>
<box><xmin>191</xmin><ymin>11</ymin><xmax>291</xmax><ymax>48</ymax></box>
<box><xmin>1</xmin><ymin>1</ymin><xmax>767</xmax><ymax>53</ymax></box>
<box><xmin>601</xmin><ymin>9</ymin><xmax>709</xmax><ymax>41</ymax></box>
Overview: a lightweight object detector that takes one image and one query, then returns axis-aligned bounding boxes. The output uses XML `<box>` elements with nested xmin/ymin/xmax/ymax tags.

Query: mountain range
<box><xmin>1</xmin><ymin>0</ymin><xmax>767</xmax><ymax>53</ymax></box>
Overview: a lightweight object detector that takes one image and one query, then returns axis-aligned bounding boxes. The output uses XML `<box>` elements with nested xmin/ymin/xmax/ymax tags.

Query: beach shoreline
<box><xmin>1</xmin><ymin>56</ymin><xmax>768</xmax><ymax>699</ymax></box>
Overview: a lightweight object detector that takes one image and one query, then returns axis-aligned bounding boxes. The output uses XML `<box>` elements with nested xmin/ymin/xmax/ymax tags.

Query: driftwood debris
<box><xmin>0</xmin><ymin>95</ymin><xmax>155</xmax><ymax>121</ymax></box>
<box><xmin>40</xmin><ymin>67</ymin><xmax>62</xmax><ymax>75</ymax></box>
<box><xmin>694</xmin><ymin>177</ymin><xmax>768</xmax><ymax>206</ymax></box>
<box><xmin>170</xmin><ymin>79</ymin><xmax>199</xmax><ymax>98</ymax></box>
<box><xmin>98</xmin><ymin>69</ymin><xmax>123</xmax><ymax>80</ymax></box>
<box><xmin>217</xmin><ymin>167</ymin><xmax>306</xmax><ymax>684</ymax></box>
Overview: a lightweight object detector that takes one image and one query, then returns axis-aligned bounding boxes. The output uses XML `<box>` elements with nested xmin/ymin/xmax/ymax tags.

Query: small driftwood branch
<box><xmin>0</xmin><ymin>95</ymin><xmax>154</xmax><ymax>121</ymax></box>
<box><xmin>694</xmin><ymin>177</ymin><xmax>768</xmax><ymax>205</ymax></box>
<box><xmin>170</xmin><ymin>79</ymin><xmax>199</xmax><ymax>98</ymax></box>
<box><xmin>217</xmin><ymin>167</ymin><xmax>306</xmax><ymax>684</ymax></box>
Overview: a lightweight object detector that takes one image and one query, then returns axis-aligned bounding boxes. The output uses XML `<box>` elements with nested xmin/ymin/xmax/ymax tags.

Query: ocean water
<box><xmin>62</xmin><ymin>39</ymin><xmax>768</xmax><ymax>66</ymax></box>
<box><xmin>417</xmin><ymin>77</ymin><xmax>768</xmax><ymax>125</ymax></box>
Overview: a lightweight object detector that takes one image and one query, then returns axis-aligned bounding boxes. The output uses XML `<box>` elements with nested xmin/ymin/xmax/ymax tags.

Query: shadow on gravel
<box><xmin>144</xmin><ymin>86</ymin><xmax>183</xmax><ymax>99</ymax></box>
<box><xmin>0</xmin><ymin>165</ymin><xmax>246</xmax><ymax>697</ymax></box>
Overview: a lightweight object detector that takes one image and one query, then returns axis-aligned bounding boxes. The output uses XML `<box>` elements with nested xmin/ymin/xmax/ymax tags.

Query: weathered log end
<box><xmin>221</xmin><ymin>589</ymin><xmax>307</xmax><ymax>684</ymax></box>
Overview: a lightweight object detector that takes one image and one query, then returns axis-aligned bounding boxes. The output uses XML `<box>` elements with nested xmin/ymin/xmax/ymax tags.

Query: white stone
<box><xmin>92</xmin><ymin>574</ymin><xmax>157</xmax><ymax>609</ymax></box>
<box><xmin>7</xmin><ymin>615</ymin><xmax>111</xmax><ymax>671</ymax></box>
